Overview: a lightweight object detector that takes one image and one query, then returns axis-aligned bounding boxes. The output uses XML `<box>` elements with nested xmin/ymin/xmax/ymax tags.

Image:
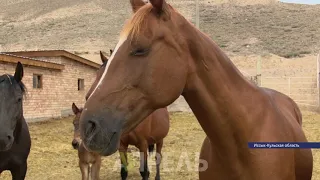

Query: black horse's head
<box><xmin>0</xmin><ymin>62</ymin><xmax>26</xmax><ymax>151</ymax></box>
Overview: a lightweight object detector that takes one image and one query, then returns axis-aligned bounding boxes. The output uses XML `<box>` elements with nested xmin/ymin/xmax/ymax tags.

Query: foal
<box><xmin>118</xmin><ymin>107</ymin><xmax>169</xmax><ymax>180</ymax></box>
<box><xmin>71</xmin><ymin>103</ymin><xmax>101</xmax><ymax>180</ymax></box>
<box><xmin>0</xmin><ymin>62</ymin><xmax>31</xmax><ymax>180</ymax></box>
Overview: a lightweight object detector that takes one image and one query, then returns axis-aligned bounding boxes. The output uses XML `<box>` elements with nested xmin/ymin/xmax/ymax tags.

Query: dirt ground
<box><xmin>1</xmin><ymin>111</ymin><xmax>320</xmax><ymax>180</ymax></box>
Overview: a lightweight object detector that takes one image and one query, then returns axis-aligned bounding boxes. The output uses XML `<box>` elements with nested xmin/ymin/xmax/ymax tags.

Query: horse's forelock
<box><xmin>121</xmin><ymin>4</ymin><xmax>153</xmax><ymax>40</ymax></box>
<box><xmin>121</xmin><ymin>2</ymin><xmax>171</xmax><ymax>41</ymax></box>
<box><xmin>0</xmin><ymin>74</ymin><xmax>12</xmax><ymax>83</ymax></box>
<box><xmin>0</xmin><ymin>74</ymin><xmax>27</xmax><ymax>96</ymax></box>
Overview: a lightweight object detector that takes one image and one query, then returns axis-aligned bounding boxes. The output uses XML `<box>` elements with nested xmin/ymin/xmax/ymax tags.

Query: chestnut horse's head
<box><xmin>80</xmin><ymin>0</ymin><xmax>190</xmax><ymax>155</ymax></box>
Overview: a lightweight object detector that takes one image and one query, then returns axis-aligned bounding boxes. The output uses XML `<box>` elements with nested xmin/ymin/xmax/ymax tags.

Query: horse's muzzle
<box><xmin>72</xmin><ymin>139</ymin><xmax>79</xmax><ymax>150</ymax></box>
<box><xmin>80</xmin><ymin>115</ymin><xmax>123</xmax><ymax>156</ymax></box>
<box><xmin>0</xmin><ymin>132</ymin><xmax>14</xmax><ymax>151</ymax></box>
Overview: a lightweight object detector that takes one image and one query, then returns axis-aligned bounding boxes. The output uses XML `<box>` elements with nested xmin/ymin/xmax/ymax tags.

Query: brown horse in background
<box><xmin>71</xmin><ymin>103</ymin><xmax>101</xmax><ymax>180</ymax></box>
<box><xmin>117</xmin><ymin>107</ymin><xmax>169</xmax><ymax>180</ymax></box>
<box><xmin>79</xmin><ymin>0</ymin><xmax>313</xmax><ymax>179</ymax></box>
<box><xmin>83</xmin><ymin>50</ymin><xmax>170</xmax><ymax>180</ymax></box>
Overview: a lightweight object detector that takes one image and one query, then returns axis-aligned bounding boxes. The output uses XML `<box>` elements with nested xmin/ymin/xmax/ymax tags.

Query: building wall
<box><xmin>34</xmin><ymin>56</ymin><xmax>63</xmax><ymax>64</ymax></box>
<box><xmin>0</xmin><ymin>57</ymin><xmax>97</xmax><ymax>122</ymax></box>
<box><xmin>58</xmin><ymin>56</ymin><xmax>97</xmax><ymax>117</ymax></box>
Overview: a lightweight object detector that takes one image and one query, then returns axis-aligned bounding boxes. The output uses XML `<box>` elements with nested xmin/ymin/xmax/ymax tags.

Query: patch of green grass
<box><xmin>282</xmin><ymin>52</ymin><xmax>302</xmax><ymax>58</ymax></box>
<box><xmin>299</xmin><ymin>50</ymin><xmax>312</xmax><ymax>55</ymax></box>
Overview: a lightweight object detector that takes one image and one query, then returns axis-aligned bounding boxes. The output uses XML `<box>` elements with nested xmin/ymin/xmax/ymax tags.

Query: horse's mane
<box><xmin>121</xmin><ymin>2</ymin><xmax>171</xmax><ymax>40</ymax></box>
<box><xmin>0</xmin><ymin>74</ymin><xmax>27</xmax><ymax>96</ymax></box>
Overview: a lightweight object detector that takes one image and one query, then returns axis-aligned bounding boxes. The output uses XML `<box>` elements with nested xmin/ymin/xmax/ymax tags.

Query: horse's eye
<box><xmin>17</xmin><ymin>98</ymin><xmax>22</xmax><ymax>103</ymax></box>
<box><xmin>131</xmin><ymin>48</ymin><xmax>149</xmax><ymax>56</ymax></box>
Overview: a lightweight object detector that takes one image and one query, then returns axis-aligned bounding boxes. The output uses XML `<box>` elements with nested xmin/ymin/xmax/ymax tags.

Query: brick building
<box><xmin>0</xmin><ymin>50</ymin><xmax>100</xmax><ymax>122</ymax></box>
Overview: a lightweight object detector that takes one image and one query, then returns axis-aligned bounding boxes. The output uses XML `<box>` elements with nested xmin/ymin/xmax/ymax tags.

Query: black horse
<box><xmin>0</xmin><ymin>62</ymin><xmax>31</xmax><ymax>180</ymax></box>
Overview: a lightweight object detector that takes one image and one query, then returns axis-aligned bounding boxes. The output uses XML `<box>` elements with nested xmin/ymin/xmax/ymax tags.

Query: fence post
<box><xmin>195</xmin><ymin>0</ymin><xmax>200</xmax><ymax>29</ymax></box>
<box><xmin>256</xmin><ymin>56</ymin><xmax>261</xmax><ymax>86</ymax></box>
<box><xmin>288</xmin><ymin>77</ymin><xmax>291</xmax><ymax>97</ymax></box>
<box><xmin>317</xmin><ymin>53</ymin><xmax>320</xmax><ymax>110</ymax></box>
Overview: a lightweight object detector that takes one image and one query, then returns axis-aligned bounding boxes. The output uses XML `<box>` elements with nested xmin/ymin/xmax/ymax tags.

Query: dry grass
<box><xmin>1</xmin><ymin>111</ymin><xmax>319</xmax><ymax>179</ymax></box>
<box><xmin>0</xmin><ymin>112</ymin><xmax>204</xmax><ymax>180</ymax></box>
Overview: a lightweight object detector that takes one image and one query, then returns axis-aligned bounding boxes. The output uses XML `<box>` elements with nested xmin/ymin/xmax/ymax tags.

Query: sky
<box><xmin>280</xmin><ymin>0</ymin><xmax>320</xmax><ymax>4</ymax></box>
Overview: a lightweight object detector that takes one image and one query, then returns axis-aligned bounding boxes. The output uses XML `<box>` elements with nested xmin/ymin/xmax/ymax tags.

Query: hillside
<box><xmin>200</xmin><ymin>2</ymin><xmax>320</xmax><ymax>58</ymax></box>
<box><xmin>1</xmin><ymin>0</ymin><xmax>320</xmax><ymax>64</ymax></box>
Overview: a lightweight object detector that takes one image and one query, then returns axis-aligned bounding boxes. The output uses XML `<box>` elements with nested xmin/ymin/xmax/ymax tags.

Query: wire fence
<box><xmin>238</xmin><ymin>51</ymin><xmax>320</xmax><ymax>111</ymax></box>
<box><xmin>260</xmin><ymin>77</ymin><xmax>319</xmax><ymax>107</ymax></box>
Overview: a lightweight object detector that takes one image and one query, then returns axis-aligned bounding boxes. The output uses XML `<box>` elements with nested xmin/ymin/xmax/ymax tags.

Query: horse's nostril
<box><xmin>72</xmin><ymin>140</ymin><xmax>79</xmax><ymax>149</ymax></box>
<box><xmin>86</xmin><ymin>120</ymin><xmax>97</xmax><ymax>134</ymax></box>
<box><xmin>7</xmin><ymin>135</ymin><xmax>12</xmax><ymax>141</ymax></box>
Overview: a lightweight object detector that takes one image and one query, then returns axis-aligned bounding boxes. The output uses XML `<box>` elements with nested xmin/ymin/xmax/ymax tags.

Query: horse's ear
<box><xmin>14</xmin><ymin>62</ymin><xmax>23</xmax><ymax>83</ymax></box>
<box><xmin>149</xmin><ymin>0</ymin><xmax>166</xmax><ymax>13</ymax></box>
<box><xmin>109</xmin><ymin>49</ymin><xmax>113</xmax><ymax>56</ymax></box>
<box><xmin>130</xmin><ymin>0</ymin><xmax>146</xmax><ymax>13</ymax></box>
<box><xmin>100</xmin><ymin>51</ymin><xmax>108</xmax><ymax>64</ymax></box>
<box><xmin>72</xmin><ymin>103</ymin><xmax>80</xmax><ymax>115</ymax></box>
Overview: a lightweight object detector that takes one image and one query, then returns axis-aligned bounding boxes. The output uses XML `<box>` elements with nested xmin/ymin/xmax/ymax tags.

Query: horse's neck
<box><xmin>181</xmin><ymin>22</ymin><xmax>261</xmax><ymax>155</ymax></box>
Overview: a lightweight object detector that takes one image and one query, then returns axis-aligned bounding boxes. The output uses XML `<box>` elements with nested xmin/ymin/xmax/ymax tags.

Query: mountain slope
<box><xmin>0</xmin><ymin>0</ymin><xmax>319</xmax><ymax>64</ymax></box>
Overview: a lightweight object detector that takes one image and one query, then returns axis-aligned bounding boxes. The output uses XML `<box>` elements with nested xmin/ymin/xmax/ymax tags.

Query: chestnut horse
<box><xmin>79</xmin><ymin>0</ymin><xmax>313</xmax><ymax>180</ymax></box>
<box><xmin>83</xmin><ymin>50</ymin><xmax>170</xmax><ymax>180</ymax></box>
<box><xmin>71</xmin><ymin>103</ymin><xmax>101</xmax><ymax>180</ymax></box>
<box><xmin>0</xmin><ymin>62</ymin><xmax>31</xmax><ymax>180</ymax></box>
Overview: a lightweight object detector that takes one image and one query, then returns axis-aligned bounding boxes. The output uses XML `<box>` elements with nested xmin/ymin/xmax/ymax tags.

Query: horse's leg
<box><xmin>79</xmin><ymin>161</ymin><xmax>89</xmax><ymax>180</ymax></box>
<box><xmin>155</xmin><ymin>140</ymin><xmax>163</xmax><ymax>180</ymax></box>
<box><xmin>91</xmin><ymin>157</ymin><xmax>101</xmax><ymax>180</ymax></box>
<box><xmin>10</xmin><ymin>161</ymin><xmax>27</xmax><ymax>180</ymax></box>
<box><xmin>139</xmin><ymin>141</ymin><xmax>149</xmax><ymax>180</ymax></box>
<box><xmin>119</xmin><ymin>146</ymin><xmax>129</xmax><ymax>180</ymax></box>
